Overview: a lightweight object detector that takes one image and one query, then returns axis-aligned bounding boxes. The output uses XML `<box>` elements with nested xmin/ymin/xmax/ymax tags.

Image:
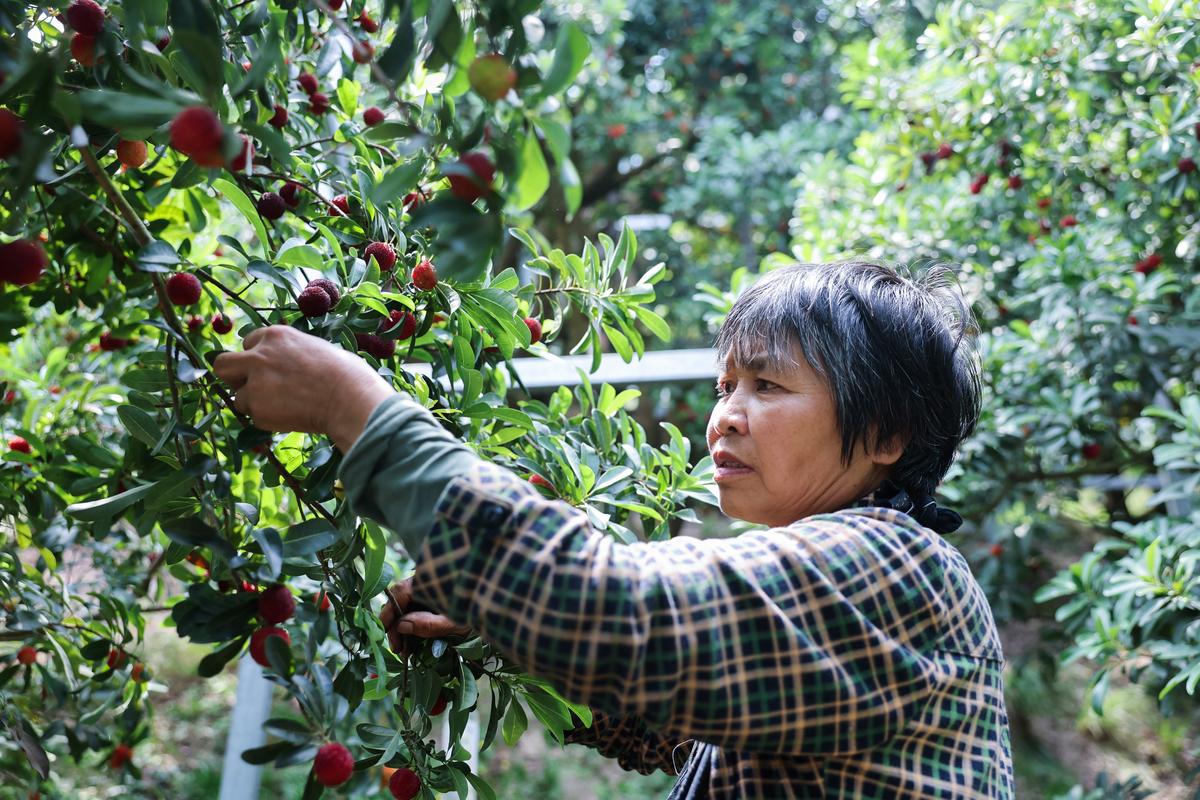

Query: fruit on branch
<box><xmin>130</xmin><ymin>662</ymin><xmax>148</xmax><ymax>682</ymax></box>
<box><xmin>106</xmin><ymin>648</ymin><xmax>127</xmax><ymax>669</ymax></box>
<box><xmin>211</xmin><ymin>313</ymin><xmax>233</xmax><ymax>334</ymax></box>
<box><xmin>1180</xmin><ymin>157</ymin><xmax>1197</xmax><ymax>174</ymax></box>
<box><xmin>280</xmin><ymin>180</ymin><xmax>302</xmax><ymax>207</ymax></box>
<box><xmin>186</xmin><ymin>315</ymin><xmax>204</xmax><ymax>333</ymax></box>
<box><xmin>381</xmin><ymin>309</ymin><xmax>416</xmax><ymax>341</ymax></box>
<box><xmin>352</xmin><ymin>40</ymin><xmax>374</xmax><ymax>64</ymax></box>
<box><xmin>936</xmin><ymin>142</ymin><xmax>954</xmax><ymax>159</ymax></box>
<box><xmin>309</xmin><ymin>92</ymin><xmax>330</xmax><ymax>115</ymax></box>
<box><xmin>328</xmin><ymin>0</ymin><xmax>343</xmax><ymax>8</ymax></box>
<box><xmin>99</xmin><ymin>332</ymin><xmax>132</xmax><ymax>351</ymax></box>
<box><xmin>363</xmin><ymin>241</ymin><xmax>396</xmax><ymax>271</ymax></box>
<box><xmin>268</xmin><ymin>104</ymin><xmax>288</xmax><ymax>128</ymax></box>
<box><xmin>71</xmin><ymin>34</ymin><xmax>98</xmax><ymax>67</ymax></box>
<box><xmin>16</xmin><ymin>645</ymin><xmax>37</xmax><ymax>664</ymax></box>
<box><xmin>248</xmin><ymin>626</ymin><xmax>290</xmax><ymax>667</ymax></box>
<box><xmin>1134</xmin><ymin>253</ymin><xmax>1162</xmax><ymax>274</ymax></box>
<box><xmin>357</xmin><ymin>10</ymin><xmax>378</xmax><ymax>32</ymax></box>
<box><xmin>529</xmin><ymin>474</ymin><xmax>553</xmax><ymax>491</ymax></box>
<box><xmin>257</xmin><ymin>191</ymin><xmax>286</xmax><ymax>220</ymax></box>
<box><xmin>919</xmin><ymin>151</ymin><xmax>937</xmax><ymax>173</ymax></box>
<box><xmin>307</xmin><ymin>278</ymin><xmax>340</xmax><ymax>305</ymax></box>
<box><xmin>356</xmin><ymin>333</ymin><xmax>396</xmax><ymax>359</ymax></box>
<box><xmin>411</xmin><ymin>259</ymin><xmax>437</xmax><ymax>290</ymax></box>
<box><xmin>166</xmin><ymin>272</ymin><xmax>202</xmax><ymax>306</ymax></box>
<box><xmin>108</xmin><ymin>744</ymin><xmax>133</xmax><ymax>770</ymax></box>
<box><xmin>447</xmin><ymin>151</ymin><xmax>495</xmax><ymax>202</ymax></box>
<box><xmin>0</xmin><ymin>239</ymin><xmax>48</xmax><ymax>285</ymax></box>
<box><xmin>313</xmin><ymin>742</ymin><xmax>355</xmax><ymax>787</ymax></box>
<box><xmin>468</xmin><ymin>54</ymin><xmax>517</xmax><ymax>101</ymax></box>
<box><xmin>969</xmin><ymin>173</ymin><xmax>988</xmax><ymax>194</ymax></box>
<box><xmin>1081</xmin><ymin>442</ymin><xmax>1101</xmax><ymax>460</ymax></box>
<box><xmin>116</xmin><ymin>139</ymin><xmax>147</xmax><ymax>169</ymax></box>
<box><xmin>170</xmin><ymin>106</ymin><xmax>226</xmax><ymax>168</ymax></box>
<box><xmin>523</xmin><ymin>316</ymin><xmax>542</xmax><ymax>345</ymax></box>
<box><xmin>1007</xmin><ymin>174</ymin><xmax>1022</xmax><ymax>189</ymax></box>
<box><xmin>388</xmin><ymin>768</ymin><xmax>421</xmax><ymax>800</ymax></box>
<box><xmin>66</xmin><ymin>0</ymin><xmax>105</xmax><ymax>35</ymax></box>
<box><xmin>298</xmin><ymin>285</ymin><xmax>333</xmax><ymax>317</ymax></box>
<box><xmin>363</xmin><ymin>106</ymin><xmax>384</xmax><ymax>126</ymax></box>
<box><xmin>1036</xmin><ymin>197</ymin><xmax>1051</xmax><ymax>209</ymax></box>
<box><xmin>606</xmin><ymin>123</ymin><xmax>627</xmax><ymax>139</ymax></box>
<box><xmin>314</xmin><ymin>591</ymin><xmax>331</xmax><ymax>612</ymax></box>
<box><xmin>429</xmin><ymin>692</ymin><xmax>448</xmax><ymax>715</ymax></box>
<box><xmin>0</xmin><ymin>108</ymin><xmax>22</xmax><ymax>158</ymax></box>
<box><xmin>328</xmin><ymin>194</ymin><xmax>350</xmax><ymax>216</ymax></box>
<box><xmin>156</xmin><ymin>34</ymin><xmax>170</xmax><ymax>51</ymax></box>
<box><xmin>298</xmin><ymin>72</ymin><xmax>318</xmax><ymax>94</ymax></box>
<box><xmin>230</xmin><ymin>135</ymin><xmax>254</xmax><ymax>171</ymax></box>
<box><xmin>257</xmin><ymin>585</ymin><xmax>296</xmax><ymax>624</ymax></box>
<box><xmin>1059</xmin><ymin>214</ymin><xmax>1077</xmax><ymax>228</ymax></box>
<box><xmin>989</xmin><ymin>544</ymin><xmax>1003</xmax><ymax>557</ymax></box>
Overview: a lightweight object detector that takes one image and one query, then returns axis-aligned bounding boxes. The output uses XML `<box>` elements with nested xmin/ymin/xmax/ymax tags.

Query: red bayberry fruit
<box><xmin>357</xmin><ymin>11</ymin><xmax>378</xmax><ymax>32</ymax></box>
<box><xmin>523</xmin><ymin>317</ymin><xmax>542</xmax><ymax>345</ymax></box>
<box><xmin>116</xmin><ymin>140</ymin><xmax>147</xmax><ymax>169</ymax></box>
<box><xmin>402</xmin><ymin>190</ymin><xmax>425</xmax><ymax>209</ymax></box>
<box><xmin>936</xmin><ymin>142</ymin><xmax>954</xmax><ymax>159</ymax></box>
<box><xmin>389</xmin><ymin>768</ymin><xmax>421</xmax><ymax>800</ymax></box>
<box><xmin>998</xmin><ymin>139</ymin><xmax>1014</xmax><ymax>157</ymax></box>
<box><xmin>529</xmin><ymin>474</ymin><xmax>553</xmax><ymax>490</ymax></box>
<box><xmin>429</xmin><ymin>693</ymin><xmax>448</xmax><ymax>715</ymax></box>
<box><xmin>258</xmin><ymin>585</ymin><xmax>296</xmax><ymax>624</ymax></box>
<box><xmin>0</xmin><ymin>240</ymin><xmax>48</xmax><ymax>286</ymax></box>
<box><xmin>1127</xmin><ymin>315</ymin><xmax>1138</xmax><ymax>326</ymax></box>
<box><xmin>309</xmin><ymin>92</ymin><xmax>330</xmax><ymax>115</ymax></box>
<box><xmin>448</xmin><ymin>151</ymin><xmax>495</xmax><ymax>202</ymax></box>
<box><xmin>315</xmin><ymin>591</ymin><xmax>331</xmax><ymax>612</ymax></box>
<box><xmin>352</xmin><ymin>40</ymin><xmax>374</xmax><ymax>64</ymax></box>
<box><xmin>257</xmin><ymin>192</ymin><xmax>286</xmax><ymax>221</ymax></box>
<box><xmin>1036</xmin><ymin>197</ymin><xmax>1051</xmax><ymax>209</ymax></box>
<box><xmin>268</xmin><ymin>104</ymin><xmax>288</xmax><ymax>128</ymax></box>
<box><xmin>3</xmin><ymin>391</ymin><xmax>15</xmax><ymax>404</ymax></box>
<box><xmin>989</xmin><ymin>544</ymin><xmax>1003</xmax><ymax>558</ymax></box>
<box><xmin>328</xmin><ymin>0</ymin><xmax>343</xmax><ymax>8</ymax></box>
<box><xmin>16</xmin><ymin>645</ymin><xmax>37</xmax><ymax>664</ymax></box>
<box><xmin>380</xmin><ymin>309</ymin><xmax>416</xmax><ymax>341</ymax></box>
<box><xmin>1059</xmin><ymin>214</ymin><xmax>1077</xmax><ymax>228</ymax></box>
<box><xmin>307</xmin><ymin>278</ymin><xmax>340</xmax><ymax>305</ymax></box>
<box><xmin>0</xmin><ymin>108</ymin><xmax>23</xmax><ymax>159</ymax></box>
<box><xmin>411</xmin><ymin>259</ymin><xmax>437</xmax><ymax>290</ymax></box>
<box><xmin>468</xmin><ymin>54</ymin><xmax>517</xmax><ymax>101</ymax></box>
<box><xmin>368</xmin><ymin>333</ymin><xmax>397</xmax><ymax>358</ymax></box>
<box><xmin>364</xmin><ymin>241</ymin><xmax>396</xmax><ymax>271</ymax></box>
<box><xmin>130</xmin><ymin>662</ymin><xmax>147</xmax><ymax>682</ymax></box>
<box><xmin>67</xmin><ymin>0</ymin><xmax>105</xmax><ymax>35</ymax></box>
<box><xmin>329</xmin><ymin>194</ymin><xmax>350</xmax><ymax>216</ymax></box>
<box><xmin>249</xmin><ymin>626</ymin><xmax>290</xmax><ymax>667</ymax></box>
<box><xmin>919</xmin><ymin>151</ymin><xmax>937</xmax><ymax>172</ymax></box>
<box><xmin>98</xmin><ymin>332</ymin><xmax>130</xmax><ymax>351</ymax></box>
<box><xmin>106</xmin><ymin>648</ymin><xmax>127</xmax><ymax>669</ymax></box>
<box><xmin>186</xmin><ymin>314</ymin><xmax>203</xmax><ymax>333</ymax></box>
<box><xmin>280</xmin><ymin>180</ymin><xmax>302</xmax><ymax>207</ymax></box>
<box><xmin>969</xmin><ymin>174</ymin><xmax>988</xmax><ymax>194</ymax></box>
<box><xmin>156</xmin><ymin>34</ymin><xmax>171</xmax><ymax>51</ymax></box>
<box><xmin>170</xmin><ymin>106</ymin><xmax>225</xmax><ymax>167</ymax></box>
<box><xmin>166</xmin><ymin>272</ymin><xmax>202</xmax><ymax>306</ymax></box>
<box><xmin>230</xmin><ymin>135</ymin><xmax>254</xmax><ymax>171</ymax></box>
<box><xmin>314</xmin><ymin>742</ymin><xmax>355</xmax><ymax>787</ymax></box>
<box><xmin>1007</xmin><ymin>174</ymin><xmax>1022</xmax><ymax>189</ymax></box>
<box><xmin>108</xmin><ymin>744</ymin><xmax>133</xmax><ymax>770</ymax></box>
<box><xmin>211</xmin><ymin>313</ymin><xmax>233</xmax><ymax>334</ymax></box>
<box><xmin>298</xmin><ymin>73</ymin><xmax>318</xmax><ymax>94</ymax></box>
<box><xmin>607</xmin><ymin>123</ymin><xmax>628</xmax><ymax>139</ymax></box>
<box><xmin>1179</xmin><ymin>157</ymin><xmax>1196</xmax><ymax>174</ymax></box>
<box><xmin>298</xmin><ymin>285</ymin><xmax>333</xmax><ymax>317</ymax></box>
<box><xmin>363</xmin><ymin>106</ymin><xmax>384</xmax><ymax>126</ymax></box>
<box><xmin>71</xmin><ymin>33</ymin><xmax>97</xmax><ymax>67</ymax></box>
<box><xmin>1081</xmin><ymin>442</ymin><xmax>1101</xmax><ymax>460</ymax></box>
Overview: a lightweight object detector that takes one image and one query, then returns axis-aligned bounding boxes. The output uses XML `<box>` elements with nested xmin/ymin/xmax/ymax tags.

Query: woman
<box><xmin>214</xmin><ymin>260</ymin><xmax>1013</xmax><ymax>798</ymax></box>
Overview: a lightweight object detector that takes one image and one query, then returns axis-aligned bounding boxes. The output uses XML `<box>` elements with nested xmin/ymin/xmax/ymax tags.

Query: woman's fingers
<box><xmin>379</xmin><ymin>579</ymin><xmax>470</xmax><ymax>652</ymax></box>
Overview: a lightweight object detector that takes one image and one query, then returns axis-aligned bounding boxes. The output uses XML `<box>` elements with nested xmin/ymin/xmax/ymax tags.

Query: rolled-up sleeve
<box><xmin>408</xmin><ymin>460</ymin><xmax>950</xmax><ymax>757</ymax></box>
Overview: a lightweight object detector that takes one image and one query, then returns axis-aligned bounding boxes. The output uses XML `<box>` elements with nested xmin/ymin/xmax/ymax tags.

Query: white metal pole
<box><xmin>218</xmin><ymin>656</ymin><xmax>274</xmax><ymax>800</ymax></box>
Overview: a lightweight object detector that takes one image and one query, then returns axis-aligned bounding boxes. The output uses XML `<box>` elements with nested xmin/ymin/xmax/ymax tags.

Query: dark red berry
<box><xmin>298</xmin><ymin>285</ymin><xmax>333</xmax><ymax>317</ymax></box>
<box><xmin>66</xmin><ymin>0</ymin><xmax>105</xmax><ymax>35</ymax></box>
<box><xmin>298</xmin><ymin>73</ymin><xmax>318</xmax><ymax>95</ymax></box>
<box><xmin>211</xmin><ymin>314</ymin><xmax>234</xmax><ymax>334</ymax></box>
<box><xmin>249</xmin><ymin>626</ymin><xmax>290</xmax><ymax>667</ymax></box>
<box><xmin>363</xmin><ymin>106</ymin><xmax>384</xmax><ymax>126</ymax></box>
<box><xmin>268</xmin><ymin>104</ymin><xmax>288</xmax><ymax>128</ymax></box>
<box><xmin>257</xmin><ymin>585</ymin><xmax>296</xmax><ymax>624</ymax></box>
<box><xmin>166</xmin><ymin>272</ymin><xmax>202</xmax><ymax>306</ymax></box>
<box><xmin>523</xmin><ymin>317</ymin><xmax>542</xmax><ymax>345</ymax></box>
<box><xmin>314</xmin><ymin>742</ymin><xmax>354</xmax><ymax>787</ymax></box>
<box><xmin>307</xmin><ymin>278</ymin><xmax>340</xmax><ymax>305</ymax></box>
<box><xmin>0</xmin><ymin>240</ymin><xmax>47</xmax><ymax>286</ymax></box>
<box><xmin>280</xmin><ymin>180</ymin><xmax>302</xmax><ymax>207</ymax></box>
<box><xmin>411</xmin><ymin>259</ymin><xmax>437</xmax><ymax>291</ymax></box>
<box><xmin>363</xmin><ymin>241</ymin><xmax>396</xmax><ymax>271</ymax></box>
<box><xmin>257</xmin><ymin>192</ymin><xmax>286</xmax><ymax>220</ymax></box>
<box><xmin>447</xmin><ymin>152</ymin><xmax>495</xmax><ymax>202</ymax></box>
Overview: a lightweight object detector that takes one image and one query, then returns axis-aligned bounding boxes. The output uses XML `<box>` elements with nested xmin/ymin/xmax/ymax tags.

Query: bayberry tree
<box><xmin>0</xmin><ymin>1</ymin><xmax>714</xmax><ymax>796</ymax></box>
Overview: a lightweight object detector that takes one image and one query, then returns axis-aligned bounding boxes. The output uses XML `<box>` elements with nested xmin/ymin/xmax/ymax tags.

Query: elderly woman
<box><xmin>213</xmin><ymin>260</ymin><xmax>1013</xmax><ymax>798</ymax></box>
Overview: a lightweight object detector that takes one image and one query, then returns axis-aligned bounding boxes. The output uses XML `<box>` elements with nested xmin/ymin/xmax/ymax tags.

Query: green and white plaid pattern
<box><xmin>409</xmin><ymin>461</ymin><xmax>1013</xmax><ymax>798</ymax></box>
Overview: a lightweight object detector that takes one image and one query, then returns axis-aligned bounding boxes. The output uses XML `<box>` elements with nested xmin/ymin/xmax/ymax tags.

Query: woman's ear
<box><xmin>868</xmin><ymin>429</ymin><xmax>905</xmax><ymax>466</ymax></box>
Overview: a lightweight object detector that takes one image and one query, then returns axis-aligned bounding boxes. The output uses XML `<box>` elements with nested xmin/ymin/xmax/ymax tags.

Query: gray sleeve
<box><xmin>335</xmin><ymin>393</ymin><xmax>480</xmax><ymax>556</ymax></box>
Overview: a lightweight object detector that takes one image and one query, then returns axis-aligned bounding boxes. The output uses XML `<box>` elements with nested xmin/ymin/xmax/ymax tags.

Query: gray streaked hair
<box><xmin>715</xmin><ymin>260</ymin><xmax>982</xmax><ymax>498</ymax></box>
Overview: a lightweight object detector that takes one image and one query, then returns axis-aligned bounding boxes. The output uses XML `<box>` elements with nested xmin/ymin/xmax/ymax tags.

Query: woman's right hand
<box><xmin>380</xmin><ymin>578</ymin><xmax>472</xmax><ymax>654</ymax></box>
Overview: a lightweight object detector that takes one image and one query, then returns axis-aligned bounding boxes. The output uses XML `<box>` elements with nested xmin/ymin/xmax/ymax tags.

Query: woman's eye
<box><xmin>756</xmin><ymin>379</ymin><xmax>776</xmax><ymax>391</ymax></box>
<box><xmin>715</xmin><ymin>381</ymin><xmax>732</xmax><ymax>397</ymax></box>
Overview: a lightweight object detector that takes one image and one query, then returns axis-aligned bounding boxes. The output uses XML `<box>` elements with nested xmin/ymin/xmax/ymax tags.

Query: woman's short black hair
<box><xmin>715</xmin><ymin>260</ymin><xmax>982</xmax><ymax>498</ymax></box>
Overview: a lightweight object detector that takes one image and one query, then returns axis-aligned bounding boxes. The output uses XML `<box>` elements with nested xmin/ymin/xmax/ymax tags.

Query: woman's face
<box><xmin>705</xmin><ymin>349</ymin><xmax>900</xmax><ymax>527</ymax></box>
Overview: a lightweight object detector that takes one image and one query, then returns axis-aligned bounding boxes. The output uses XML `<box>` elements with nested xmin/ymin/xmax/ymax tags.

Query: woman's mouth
<box><xmin>712</xmin><ymin>451</ymin><xmax>753</xmax><ymax>482</ymax></box>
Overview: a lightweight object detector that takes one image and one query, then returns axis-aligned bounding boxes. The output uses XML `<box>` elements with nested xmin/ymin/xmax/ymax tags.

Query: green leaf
<box><xmin>361</xmin><ymin>523</ymin><xmax>388</xmax><ymax>601</ymax></box>
<box><xmin>198</xmin><ymin>638</ymin><xmax>247</xmax><ymax>678</ymax></box>
<box><xmin>213</xmin><ymin>178</ymin><xmax>270</xmax><ymax>257</ymax></box>
<box><xmin>137</xmin><ymin>240</ymin><xmax>181</xmax><ymax>273</ymax></box>
<box><xmin>161</xmin><ymin>517</ymin><xmax>237</xmax><ymax>562</ymax></box>
<box><xmin>118</xmin><ymin>405</ymin><xmax>162</xmax><ymax>448</ymax></box>
<box><xmin>370</xmin><ymin>158</ymin><xmax>424</xmax><ymax>207</ymax></box>
<box><xmin>501</xmin><ymin>699</ymin><xmax>527</xmax><ymax>746</ymax></box>
<box><xmin>540</xmin><ymin>23</ymin><xmax>591</xmax><ymax>98</ymax></box>
<box><xmin>276</xmin><ymin>244</ymin><xmax>325</xmax><ymax>269</ymax></box>
<box><xmin>168</xmin><ymin>0</ymin><xmax>225</xmax><ymax>97</ymax></box>
<box><xmin>509</xmin><ymin>127</ymin><xmax>550</xmax><ymax>213</ymax></box>
<box><xmin>75</xmin><ymin>91</ymin><xmax>185</xmax><ymax>130</ymax></box>
<box><xmin>283</xmin><ymin>519</ymin><xmax>338</xmax><ymax>558</ymax></box>
<box><xmin>336</xmin><ymin>76</ymin><xmax>359</xmax><ymax>119</ymax></box>
<box><xmin>252</xmin><ymin>528</ymin><xmax>284</xmax><ymax>580</ymax></box>
<box><xmin>409</xmin><ymin>197</ymin><xmax>503</xmax><ymax>281</ymax></box>
<box><xmin>378</xmin><ymin>5</ymin><xmax>416</xmax><ymax>82</ymax></box>
<box><xmin>66</xmin><ymin>482</ymin><xmax>159</xmax><ymax>522</ymax></box>
<box><xmin>560</xmin><ymin>157</ymin><xmax>582</xmax><ymax>220</ymax></box>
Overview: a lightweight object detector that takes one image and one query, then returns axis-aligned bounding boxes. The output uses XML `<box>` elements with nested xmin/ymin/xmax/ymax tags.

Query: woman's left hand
<box><xmin>211</xmin><ymin>325</ymin><xmax>395</xmax><ymax>452</ymax></box>
<box><xmin>381</xmin><ymin>578</ymin><xmax>472</xmax><ymax>654</ymax></box>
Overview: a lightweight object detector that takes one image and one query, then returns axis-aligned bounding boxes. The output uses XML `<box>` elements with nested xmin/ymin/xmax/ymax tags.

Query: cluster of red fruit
<box><xmin>186</xmin><ymin>313</ymin><xmax>234</xmax><ymax>334</ymax></box>
<box><xmin>249</xmin><ymin>584</ymin><xmax>296</xmax><ymax>667</ymax></box>
<box><xmin>66</xmin><ymin>0</ymin><xmax>105</xmax><ymax>68</ymax></box>
<box><xmin>8</xmin><ymin>436</ymin><xmax>32</xmax><ymax>455</ymax></box>
<box><xmin>1134</xmin><ymin>252</ymin><xmax>1162</xmax><ymax>275</ymax></box>
<box><xmin>0</xmin><ymin>238</ymin><xmax>48</xmax><ymax>286</ymax></box>
<box><xmin>298</xmin><ymin>277</ymin><xmax>341</xmax><ymax>317</ymax></box>
<box><xmin>311</xmin><ymin>743</ymin><xmax>423</xmax><ymax>799</ymax></box>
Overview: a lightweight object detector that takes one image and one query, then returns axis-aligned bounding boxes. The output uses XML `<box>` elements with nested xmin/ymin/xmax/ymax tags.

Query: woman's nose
<box><xmin>710</xmin><ymin>394</ymin><xmax>748</xmax><ymax>437</ymax></box>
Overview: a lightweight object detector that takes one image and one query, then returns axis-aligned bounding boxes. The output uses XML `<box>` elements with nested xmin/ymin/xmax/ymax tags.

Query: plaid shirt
<box><xmin>406</xmin><ymin>461</ymin><xmax>1013</xmax><ymax>798</ymax></box>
